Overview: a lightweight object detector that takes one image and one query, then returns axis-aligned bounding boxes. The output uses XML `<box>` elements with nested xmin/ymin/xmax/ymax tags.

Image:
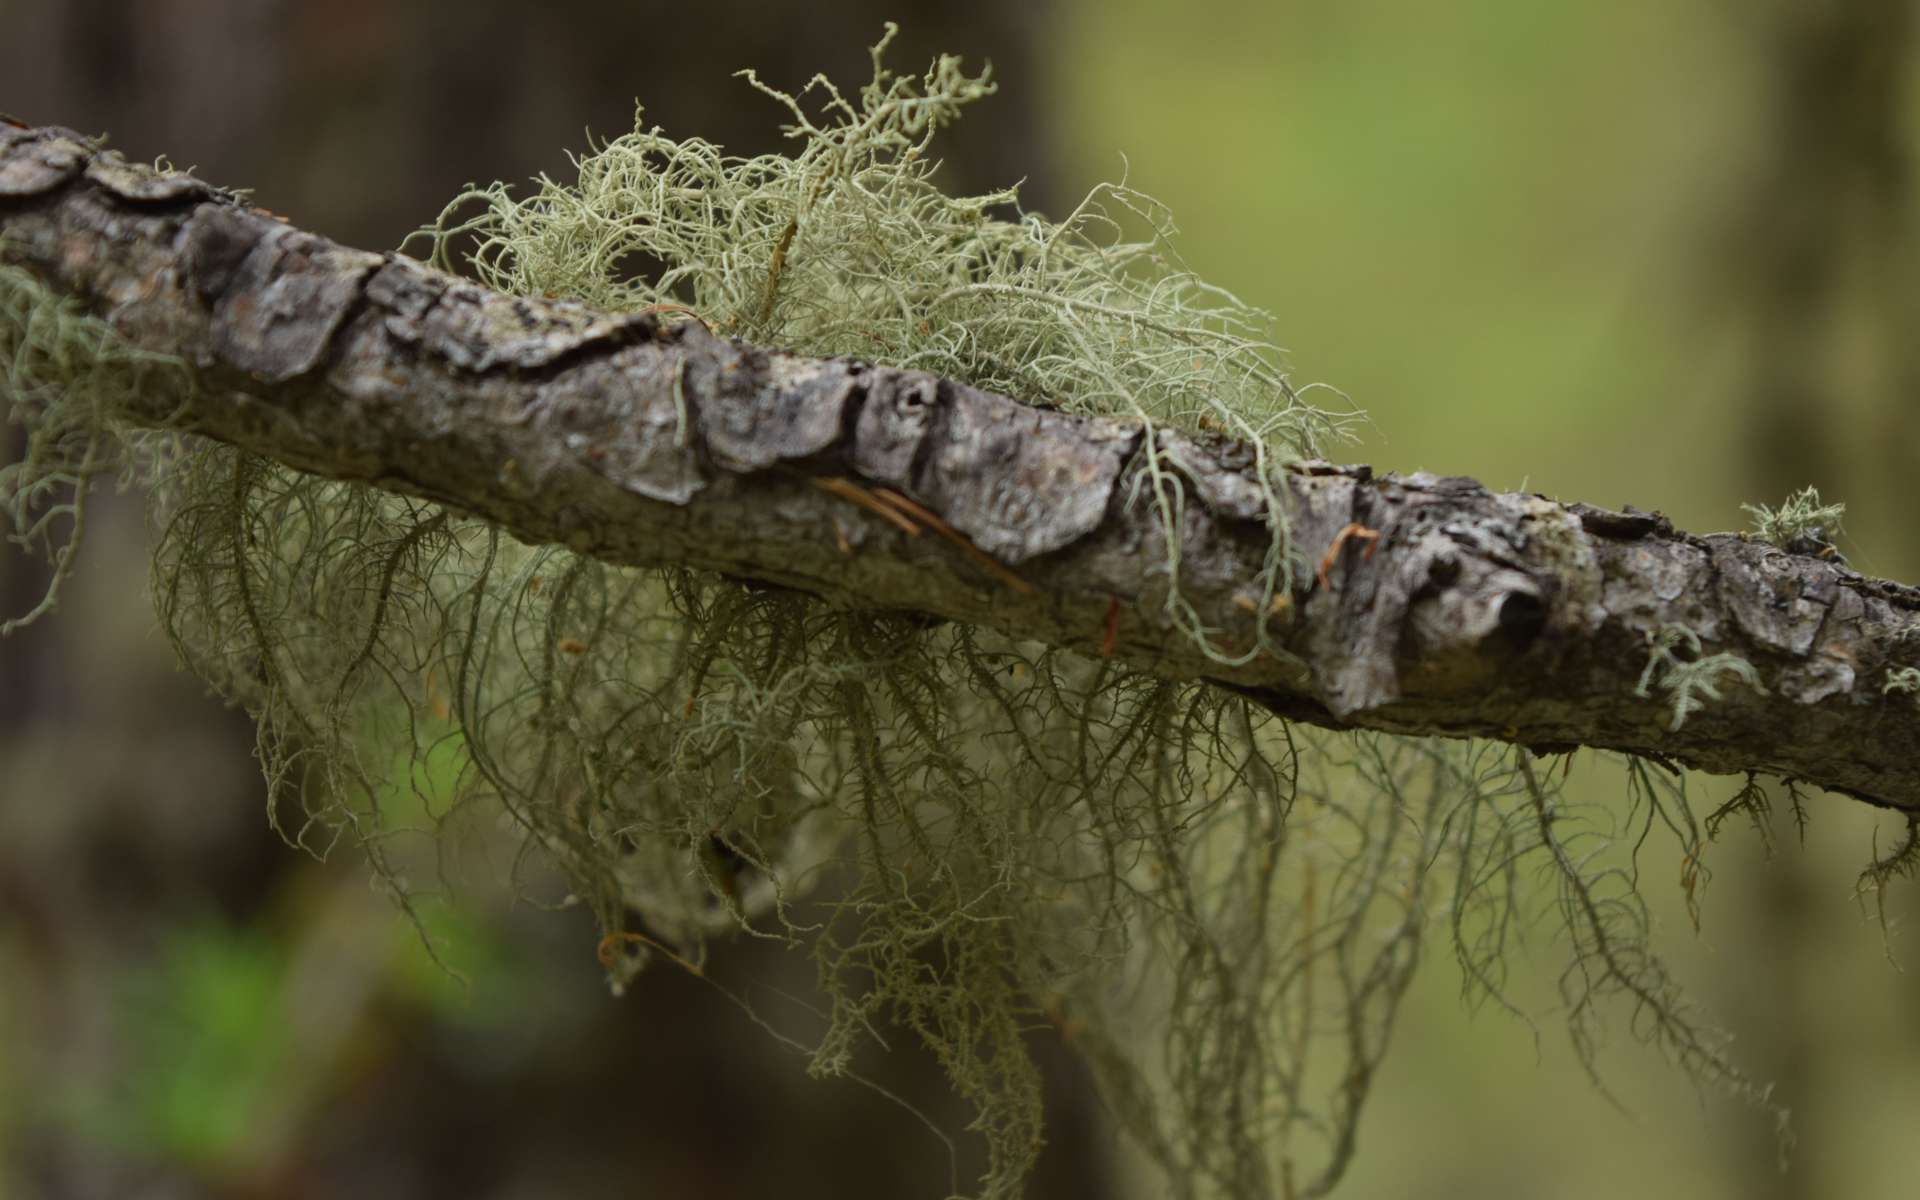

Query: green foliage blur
<box><xmin>89</xmin><ymin>920</ymin><xmax>292</xmax><ymax>1165</ymax></box>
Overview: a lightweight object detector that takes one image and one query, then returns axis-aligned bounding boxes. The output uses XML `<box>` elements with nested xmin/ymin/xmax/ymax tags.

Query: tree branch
<box><xmin>6</xmin><ymin>121</ymin><xmax>1919</xmax><ymax>811</ymax></box>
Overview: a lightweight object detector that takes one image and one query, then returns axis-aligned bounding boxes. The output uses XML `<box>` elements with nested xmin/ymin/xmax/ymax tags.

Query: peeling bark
<box><xmin>5</xmin><ymin>122</ymin><xmax>1920</xmax><ymax>810</ymax></box>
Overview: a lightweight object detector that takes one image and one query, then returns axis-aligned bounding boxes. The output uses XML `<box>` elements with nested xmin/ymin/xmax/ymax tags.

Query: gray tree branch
<box><xmin>6</xmin><ymin>121</ymin><xmax>1919</xmax><ymax>811</ymax></box>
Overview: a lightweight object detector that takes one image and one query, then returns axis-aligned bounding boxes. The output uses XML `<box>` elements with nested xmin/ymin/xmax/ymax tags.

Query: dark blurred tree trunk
<box><xmin>1706</xmin><ymin>2</ymin><xmax>1916</xmax><ymax>1195</ymax></box>
<box><xmin>7</xmin><ymin>0</ymin><xmax>1060</xmax><ymax>254</ymax></box>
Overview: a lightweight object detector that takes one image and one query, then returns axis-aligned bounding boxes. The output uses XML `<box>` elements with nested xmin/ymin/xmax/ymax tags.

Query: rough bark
<box><xmin>5</xmin><ymin>121</ymin><xmax>1919</xmax><ymax>812</ymax></box>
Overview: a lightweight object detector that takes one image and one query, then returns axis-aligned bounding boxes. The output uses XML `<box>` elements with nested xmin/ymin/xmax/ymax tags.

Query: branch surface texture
<box><xmin>6</xmin><ymin>122</ymin><xmax>1919</xmax><ymax>810</ymax></box>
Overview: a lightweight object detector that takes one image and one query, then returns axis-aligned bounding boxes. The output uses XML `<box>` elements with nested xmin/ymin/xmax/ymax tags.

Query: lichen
<box><xmin>0</xmin><ymin>258</ymin><xmax>194</xmax><ymax>633</ymax></box>
<box><xmin>1857</xmin><ymin>813</ymin><xmax>1920</xmax><ymax>951</ymax></box>
<box><xmin>1741</xmin><ymin>486</ymin><xmax>1846</xmax><ymax>558</ymax></box>
<box><xmin>1635</xmin><ymin>623</ymin><xmax>1767</xmax><ymax>730</ymax></box>
<box><xmin>403</xmin><ymin>23</ymin><xmax>1358</xmax><ymax>667</ymax></box>
<box><xmin>0</xmin><ymin>34</ymin><xmax>1795</xmax><ymax>1199</ymax></box>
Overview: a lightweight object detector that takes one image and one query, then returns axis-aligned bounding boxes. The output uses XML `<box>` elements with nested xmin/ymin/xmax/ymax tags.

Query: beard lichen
<box><xmin>0</xmin><ymin>260</ymin><xmax>190</xmax><ymax>634</ymax></box>
<box><xmin>0</xmin><ymin>32</ymin><xmax>1801</xmax><ymax>1199</ymax></box>
<box><xmin>403</xmin><ymin>24</ymin><xmax>1355</xmax><ymax>670</ymax></box>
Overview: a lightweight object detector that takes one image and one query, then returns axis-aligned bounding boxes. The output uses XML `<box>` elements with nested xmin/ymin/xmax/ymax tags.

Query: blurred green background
<box><xmin>2</xmin><ymin>1</ymin><xmax>1918</xmax><ymax>1197</ymax></box>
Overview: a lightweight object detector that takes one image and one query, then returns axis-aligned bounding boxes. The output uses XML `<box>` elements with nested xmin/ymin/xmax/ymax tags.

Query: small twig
<box><xmin>638</xmin><ymin>301</ymin><xmax>713</xmax><ymax>330</ymax></box>
<box><xmin>813</xmin><ymin>477</ymin><xmax>923</xmax><ymax>537</ymax></box>
<box><xmin>1101</xmin><ymin>595</ymin><xmax>1122</xmax><ymax>657</ymax></box>
<box><xmin>1316</xmin><ymin>522</ymin><xmax>1380</xmax><ymax>589</ymax></box>
<box><xmin>866</xmin><ymin>487</ymin><xmax>941</xmax><ymax>527</ymax></box>
<box><xmin>596</xmin><ymin>929</ymin><xmax>705</xmax><ymax>978</ymax></box>
<box><xmin>871</xmin><ymin>488</ymin><xmax>1038</xmax><ymax>597</ymax></box>
<box><xmin>757</xmin><ymin>216</ymin><xmax>799</xmax><ymax>324</ymax></box>
<box><xmin>817</xmin><ymin>478</ymin><xmax>1037</xmax><ymax>596</ymax></box>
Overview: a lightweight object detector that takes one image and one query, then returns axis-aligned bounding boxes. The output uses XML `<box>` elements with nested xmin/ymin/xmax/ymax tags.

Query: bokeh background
<box><xmin>3</xmin><ymin>1</ymin><xmax>1918</xmax><ymax>1197</ymax></box>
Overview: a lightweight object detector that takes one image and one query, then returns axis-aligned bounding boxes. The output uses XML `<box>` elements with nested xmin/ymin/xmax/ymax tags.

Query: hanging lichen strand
<box><xmin>0</xmin><ymin>30</ymin><xmax>1789</xmax><ymax>1200</ymax></box>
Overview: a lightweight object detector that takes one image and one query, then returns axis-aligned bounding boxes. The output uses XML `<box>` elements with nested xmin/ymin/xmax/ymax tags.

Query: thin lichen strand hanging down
<box><xmin>0</xmin><ymin>34</ymin><xmax>1791</xmax><ymax>1200</ymax></box>
<box><xmin>0</xmin><ymin>261</ymin><xmax>192</xmax><ymax>634</ymax></box>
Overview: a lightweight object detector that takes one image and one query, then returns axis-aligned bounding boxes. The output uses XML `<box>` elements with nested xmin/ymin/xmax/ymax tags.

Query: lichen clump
<box><xmin>406</xmin><ymin>27</ymin><xmax>1355</xmax><ymax>667</ymax></box>
<box><xmin>1</xmin><ymin>33</ymin><xmax>1789</xmax><ymax>1200</ymax></box>
<box><xmin>1635</xmin><ymin>623</ymin><xmax>1766</xmax><ymax>731</ymax></box>
<box><xmin>1742</xmin><ymin>485</ymin><xmax>1846</xmax><ymax>556</ymax></box>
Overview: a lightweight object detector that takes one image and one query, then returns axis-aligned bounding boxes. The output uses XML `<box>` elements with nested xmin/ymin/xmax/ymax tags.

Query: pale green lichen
<box><xmin>1741</xmin><ymin>485</ymin><xmax>1845</xmax><ymax>554</ymax></box>
<box><xmin>1884</xmin><ymin>666</ymin><xmax>1920</xmax><ymax>695</ymax></box>
<box><xmin>404</xmin><ymin>24</ymin><xmax>1357</xmax><ymax>666</ymax></box>
<box><xmin>1</xmin><ymin>35</ymin><xmax>1796</xmax><ymax>1199</ymax></box>
<box><xmin>1635</xmin><ymin>624</ymin><xmax>1766</xmax><ymax>730</ymax></box>
<box><xmin>0</xmin><ymin>258</ymin><xmax>189</xmax><ymax>634</ymax></box>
